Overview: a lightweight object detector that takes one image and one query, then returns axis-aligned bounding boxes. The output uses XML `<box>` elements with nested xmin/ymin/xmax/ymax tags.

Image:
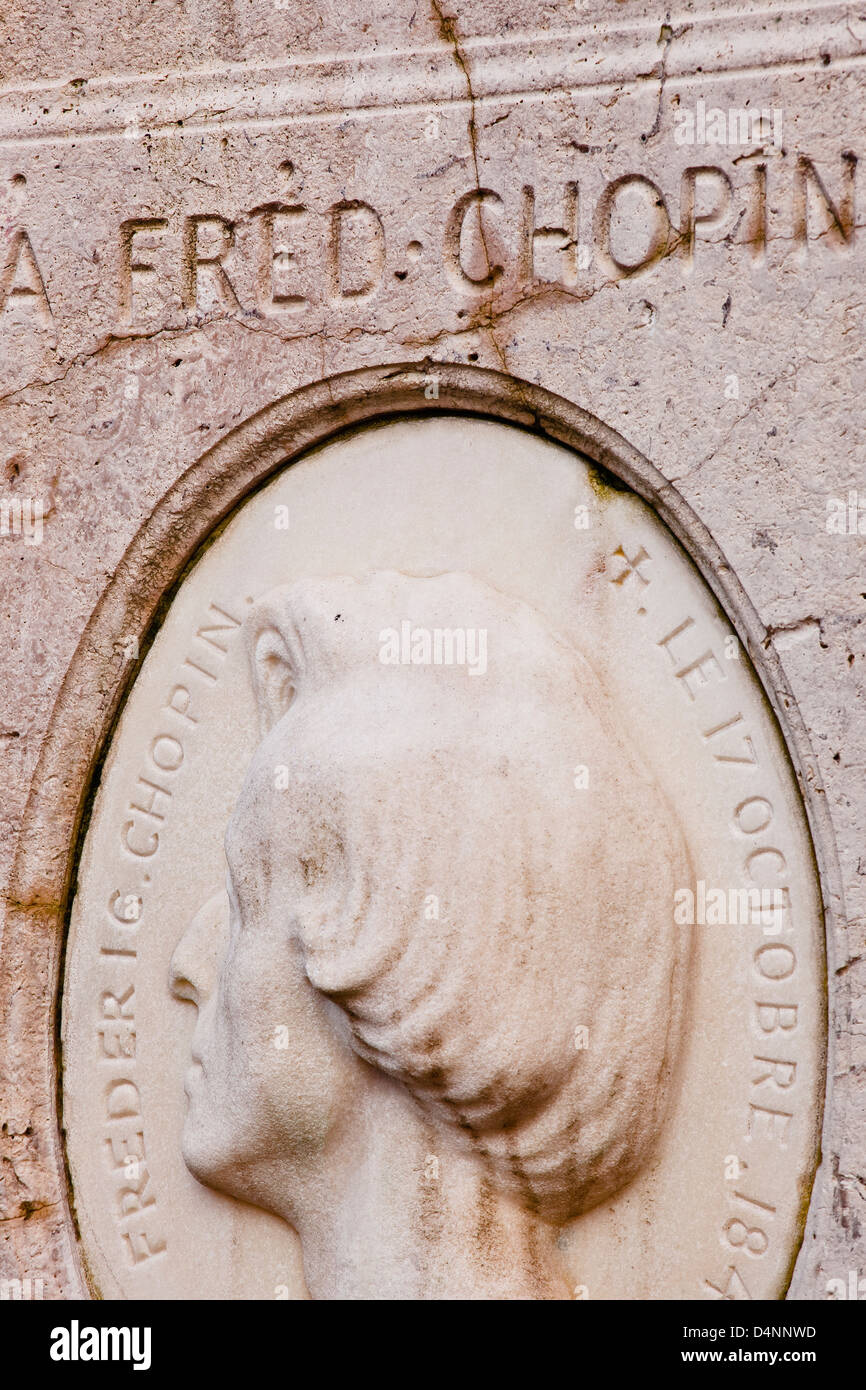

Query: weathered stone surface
<box><xmin>0</xmin><ymin>0</ymin><xmax>863</xmax><ymax>1301</ymax></box>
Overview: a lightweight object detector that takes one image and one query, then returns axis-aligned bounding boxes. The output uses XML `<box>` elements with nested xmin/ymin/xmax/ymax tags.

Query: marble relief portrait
<box><xmin>60</xmin><ymin>417</ymin><xmax>824</xmax><ymax>1301</ymax></box>
<box><xmin>169</xmin><ymin>569</ymin><xmax>693</xmax><ymax>1300</ymax></box>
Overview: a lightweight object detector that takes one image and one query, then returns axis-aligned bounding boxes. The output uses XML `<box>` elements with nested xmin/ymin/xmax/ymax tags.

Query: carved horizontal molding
<box><xmin>0</xmin><ymin>1</ymin><xmax>863</xmax><ymax>148</ymax></box>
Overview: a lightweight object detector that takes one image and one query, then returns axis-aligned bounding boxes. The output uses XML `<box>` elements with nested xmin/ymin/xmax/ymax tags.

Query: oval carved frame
<box><xmin>0</xmin><ymin>363</ymin><xmax>837</xmax><ymax>1298</ymax></box>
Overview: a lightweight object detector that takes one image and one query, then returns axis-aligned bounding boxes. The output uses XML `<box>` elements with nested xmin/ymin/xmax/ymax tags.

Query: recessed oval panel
<box><xmin>62</xmin><ymin>414</ymin><xmax>824</xmax><ymax>1300</ymax></box>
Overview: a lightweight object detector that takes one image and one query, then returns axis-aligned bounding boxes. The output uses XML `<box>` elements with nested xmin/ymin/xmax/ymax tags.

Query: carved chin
<box><xmin>180</xmin><ymin>1113</ymin><xmax>234</xmax><ymax>1190</ymax></box>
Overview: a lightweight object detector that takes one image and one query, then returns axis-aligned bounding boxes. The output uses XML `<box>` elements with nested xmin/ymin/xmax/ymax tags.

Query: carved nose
<box><xmin>169</xmin><ymin>940</ymin><xmax>199</xmax><ymax>1006</ymax></box>
<box><xmin>169</xmin><ymin>889</ymin><xmax>231</xmax><ymax>1007</ymax></box>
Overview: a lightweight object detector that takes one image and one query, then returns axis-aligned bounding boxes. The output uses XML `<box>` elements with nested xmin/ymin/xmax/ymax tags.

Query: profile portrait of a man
<box><xmin>170</xmin><ymin>569</ymin><xmax>692</xmax><ymax>1299</ymax></box>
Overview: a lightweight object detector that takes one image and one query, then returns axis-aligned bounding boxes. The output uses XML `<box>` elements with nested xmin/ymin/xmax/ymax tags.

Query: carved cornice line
<box><xmin>0</xmin><ymin>2</ymin><xmax>863</xmax><ymax>147</ymax></box>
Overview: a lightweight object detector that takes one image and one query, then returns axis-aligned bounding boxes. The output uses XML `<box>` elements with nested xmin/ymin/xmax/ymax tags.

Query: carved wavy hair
<box><xmin>235</xmin><ymin>570</ymin><xmax>692</xmax><ymax>1224</ymax></box>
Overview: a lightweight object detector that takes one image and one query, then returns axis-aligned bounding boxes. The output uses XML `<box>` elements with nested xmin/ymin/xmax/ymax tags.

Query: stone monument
<box><xmin>0</xmin><ymin>0</ymin><xmax>862</xmax><ymax>1303</ymax></box>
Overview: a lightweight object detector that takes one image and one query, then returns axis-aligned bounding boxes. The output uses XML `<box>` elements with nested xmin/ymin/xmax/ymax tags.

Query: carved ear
<box><xmin>251</xmin><ymin>625</ymin><xmax>297</xmax><ymax>735</ymax></box>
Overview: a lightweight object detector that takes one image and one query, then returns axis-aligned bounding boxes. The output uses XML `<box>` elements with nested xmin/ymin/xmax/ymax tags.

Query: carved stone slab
<box><xmin>60</xmin><ymin>417</ymin><xmax>823</xmax><ymax>1299</ymax></box>
<box><xmin>0</xmin><ymin>0</ymin><xmax>863</xmax><ymax>1302</ymax></box>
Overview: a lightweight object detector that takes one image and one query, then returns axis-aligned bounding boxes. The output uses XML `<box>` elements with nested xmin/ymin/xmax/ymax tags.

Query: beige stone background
<box><xmin>0</xmin><ymin>0</ymin><xmax>864</xmax><ymax>1299</ymax></box>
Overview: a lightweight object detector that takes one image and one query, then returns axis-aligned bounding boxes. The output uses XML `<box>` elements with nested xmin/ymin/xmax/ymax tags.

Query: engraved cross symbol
<box><xmin>609</xmin><ymin>544</ymin><xmax>651</xmax><ymax>587</ymax></box>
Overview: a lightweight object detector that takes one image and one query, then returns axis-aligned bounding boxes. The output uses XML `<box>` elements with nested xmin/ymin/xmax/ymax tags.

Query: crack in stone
<box><xmin>668</xmin><ymin>362</ymin><xmax>797</xmax><ymax>484</ymax></box>
<box><xmin>428</xmin><ymin>0</ymin><xmax>518</xmax><ymax>385</ymax></box>
<box><xmin>639</xmin><ymin>16</ymin><xmax>690</xmax><ymax>146</ymax></box>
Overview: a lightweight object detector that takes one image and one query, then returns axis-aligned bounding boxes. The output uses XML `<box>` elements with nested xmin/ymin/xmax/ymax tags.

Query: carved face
<box><xmin>171</xmin><ymin>570</ymin><xmax>692</xmax><ymax>1226</ymax></box>
<box><xmin>170</xmin><ymin>735</ymin><xmax>362</xmax><ymax>1206</ymax></box>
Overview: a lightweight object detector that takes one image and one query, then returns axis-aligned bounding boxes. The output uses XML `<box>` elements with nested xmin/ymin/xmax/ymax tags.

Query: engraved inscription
<box><xmin>608</xmin><ymin>537</ymin><xmax>814</xmax><ymax>1301</ymax></box>
<box><xmin>86</xmin><ymin>599</ymin><xmax>242</xmax><ymax>1269</ymax></box>
<box><xmin>1</xmin><ymin>155</ymin><xmax>858</xmax><ymax>333</ymax></box>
